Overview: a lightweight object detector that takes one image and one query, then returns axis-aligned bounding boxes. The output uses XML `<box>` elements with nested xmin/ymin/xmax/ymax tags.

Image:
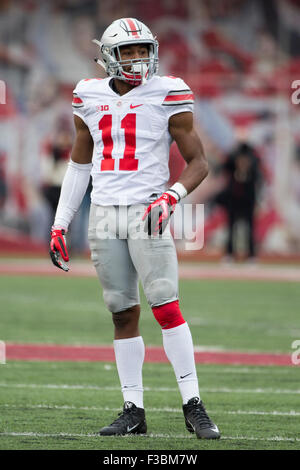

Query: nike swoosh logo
<box><xmin>180</xmin><ymin>373</ymin><xmax>192</xmax><ymax>379</ymax></box>
<box><xmin>187</xmin><ymin>419</ymin><xmax>219</xmax><ymax>434</ymax></box>
<box><xmin>130</xmin><ymin>104</ymin><xmax>143</xmax><ymax>109</ymax></box>
<box><xmin>187</xmin><ymin>419</ymin><xmax>195</xmax><ymax>431</ymax></box>
<box><xmin>127</xmin><ymin>423</ymin><xmax>140</xmax><ymax>432</ymax></box>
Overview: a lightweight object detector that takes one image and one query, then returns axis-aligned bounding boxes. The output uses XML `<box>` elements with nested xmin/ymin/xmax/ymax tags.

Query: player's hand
<box><xmin>49</xmin><ymin>228</ymin><xmax>69</xmax><ymax>272</ymax></box>
<box><xmin>142</xmin><ymin>192</ymin><xmax>178</xmax><ymax>236</ymax></box>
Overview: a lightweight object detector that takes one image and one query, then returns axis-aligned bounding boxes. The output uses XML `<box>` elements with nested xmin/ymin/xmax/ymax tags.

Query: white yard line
<box><xmin>2</xmin><ymin>403</ymin><xmax>300</xmax><ymax>417</ymax></box>
<box><xmin>5</xmin><ymin>363</ymin><xmax>295</xmax><ymax>374</ymax></box>
<box><xmin>1</xmin><ymin>382</ymin><xmax>300</xmax><ymax>394</ymax></box>
<box><xmin>0</xmin><ymin>431</ymin><xmax>299</xmax><ymax>443</ymax></box>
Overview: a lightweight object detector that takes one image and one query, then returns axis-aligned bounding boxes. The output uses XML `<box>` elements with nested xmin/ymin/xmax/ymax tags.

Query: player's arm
<box><xmin>143</xmin><ymin>111</ymin><xmax>208</xmax><ymax>236</ymax></box>
<box><xmin>49</xmin><ymin>115</ymin><xmax>94</xmax><ymax>271</ymax></box>
<box><xmin>70</xmin><ymin>115</ymin><xmax>94</xmax><ymax>164</ymax></box>
<box><xmin>168</xmin><ymin>111</ymin><xmax>209</xmax><ymax>193</ymax></box>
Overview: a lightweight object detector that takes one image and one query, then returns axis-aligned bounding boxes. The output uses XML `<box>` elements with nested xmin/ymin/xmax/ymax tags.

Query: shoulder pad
<box><xmin>73</xmin><ymin>77</ymin><xmax>104</xmax><ymax>93</ymax></box>
<box><xmin>72</xmin><ymin>78</ymin><xmax>105</xmax><ymax>108</ymax></box>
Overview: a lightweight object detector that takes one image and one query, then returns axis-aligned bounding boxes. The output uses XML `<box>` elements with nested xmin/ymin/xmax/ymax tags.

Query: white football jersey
<box><xmin>72</xmin><ymin>75</ymin><xmax>194</xmax><ymax>205</ymax></box>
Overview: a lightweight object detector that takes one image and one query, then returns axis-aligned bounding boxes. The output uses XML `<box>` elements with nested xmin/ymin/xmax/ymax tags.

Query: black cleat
<box><xmin>99</xmin><ymin>401</ymin><xmax>147</xmax><ymax>436</ymax></box>
<box><xmin>183</xmin><ymin>397</ymin><xmax>220</xmax><ymax>439</ymax></box>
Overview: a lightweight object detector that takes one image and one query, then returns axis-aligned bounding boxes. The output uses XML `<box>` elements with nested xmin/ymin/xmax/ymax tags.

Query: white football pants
<box><xmin>88</xmin><ymin>203</ymin><xmax>179</xmax><ymax>313</ymax></box>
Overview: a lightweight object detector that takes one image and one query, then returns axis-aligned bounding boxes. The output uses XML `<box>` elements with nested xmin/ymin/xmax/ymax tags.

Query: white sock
<box><xmin>113</xmin><ymin>336</ymin><xmax>145</xmax><ymax>408</ymax></box>
<box><xmin>162</xmin><ymin>322</ymin><xmax>200</xmax><ymax>404</ymax></box>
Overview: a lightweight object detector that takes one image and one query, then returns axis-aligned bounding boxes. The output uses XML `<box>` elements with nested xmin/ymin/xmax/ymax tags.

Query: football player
<box><xmin>50</xmin><ymin>18</ymin><xmax>220</xmax><ymax>439</ymax></box>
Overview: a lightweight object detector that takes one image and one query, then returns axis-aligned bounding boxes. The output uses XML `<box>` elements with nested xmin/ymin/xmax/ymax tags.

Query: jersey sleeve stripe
<box><xmin>166</xmin><ymin>89</ymin><xmax>192</xmax><ymax>96</ymax></box>
<box><xmin>72</xmin><ymin>95</ymin><xmax>84</xmax><ymax>108</ymax></box>
<box><xmin>163</xmin><ymin>93</ymin><xmax>194</xmax><ymax>104</ymax></box>
<box><xmin>162</xmin><ymin>101</ymin><xmax>194</xmax><ymax>106</ymax></box>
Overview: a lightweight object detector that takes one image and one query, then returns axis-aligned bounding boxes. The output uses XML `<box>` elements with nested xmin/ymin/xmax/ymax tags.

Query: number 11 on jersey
<box><xmin>98</xmin><ymin>113</ymin><xmax>138</xmax><ymax>171</ymax></box>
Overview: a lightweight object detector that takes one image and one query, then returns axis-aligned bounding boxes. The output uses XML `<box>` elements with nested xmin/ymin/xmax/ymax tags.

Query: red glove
<box><xmin>49</xmin><ymin>228</ymin><xmax>69</xmax><ymax>272</ymax></box>
<box><xmin>142</xmin><ymin>192</ymin><xmax>178</xmax><ymax>236</ymax></box>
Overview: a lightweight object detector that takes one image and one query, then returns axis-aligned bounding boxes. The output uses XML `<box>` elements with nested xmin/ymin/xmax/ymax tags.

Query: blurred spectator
<box><xmin>214</xmin><ymin>142</ymin><xmax>262</xmax><ymax>261</ymax></box>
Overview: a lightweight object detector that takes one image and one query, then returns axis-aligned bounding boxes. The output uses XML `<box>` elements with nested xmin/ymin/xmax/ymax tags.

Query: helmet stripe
<box><xmin>125</xmin><ymin>18</ymin><xmax>140</xmax><ymax>38</ymax></box>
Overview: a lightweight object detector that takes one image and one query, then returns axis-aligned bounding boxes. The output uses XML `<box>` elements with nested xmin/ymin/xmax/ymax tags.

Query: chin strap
<box><xmin>121</xmin><ymin>63</ymin><xmax>149</xmax><ymax>86</ymax></box>
<box><xmin>94</xmin><ymin>57</ymin><xmax>106</xmax><ymax>69</ymax></box>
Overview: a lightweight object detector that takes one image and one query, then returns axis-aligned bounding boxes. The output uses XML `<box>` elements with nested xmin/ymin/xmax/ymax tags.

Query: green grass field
<box><xmin>0</xmin><ymin>273</ymin><xmax>300</xmax><ymax>450</ymax></box>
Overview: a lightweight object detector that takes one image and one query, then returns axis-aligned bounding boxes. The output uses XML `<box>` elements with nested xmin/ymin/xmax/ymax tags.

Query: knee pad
<box><xmin>145</xmin><ymin>278</ymin><xmax>178</xmax><ymax>307</ymax></box>
<box><xmin>152</xmin><ymin>300</ymin><xmax>186</xmax><ymax>329</ymax></box>
<box><xmin>103</xmin><ymin>290</ymin><xmax>136</xmax><ymax>313</ymax></box>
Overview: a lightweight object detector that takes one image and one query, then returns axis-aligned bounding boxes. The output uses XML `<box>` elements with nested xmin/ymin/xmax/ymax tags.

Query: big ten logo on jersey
<box><xmin>96</xmin><ymin>104</ymin><xmax>110</xmax><ymax>112</ymax></box>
